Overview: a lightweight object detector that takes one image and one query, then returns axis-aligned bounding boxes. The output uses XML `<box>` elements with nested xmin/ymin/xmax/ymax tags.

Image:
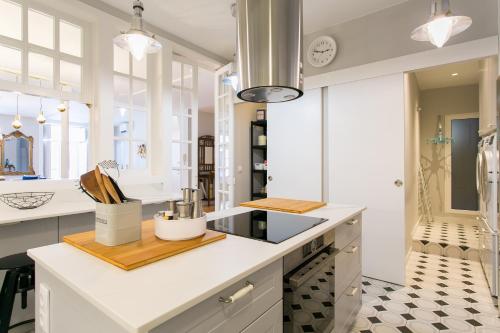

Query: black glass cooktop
<box><xmin>207</xmin><ymin>210</ymin><xmax>328</xmax><ymax>244</ymax></box>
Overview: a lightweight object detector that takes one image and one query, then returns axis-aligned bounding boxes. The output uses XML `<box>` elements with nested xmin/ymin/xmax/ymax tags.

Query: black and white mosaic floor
<box><xmin>413</xmin><ymin>221</ymin><xmax>480</xmax><ymax>261</ymax></box>
<box><xmin>351</xmin><ymin>251</ymin><xmax>500</xmax><ymax>333</ymax></box>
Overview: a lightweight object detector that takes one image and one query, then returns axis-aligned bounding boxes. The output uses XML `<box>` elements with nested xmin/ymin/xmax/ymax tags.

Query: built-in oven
<box><xmin>283</xmin><ymin>229</ymin><xmax>336</xmax><ymax>333</ymax></box>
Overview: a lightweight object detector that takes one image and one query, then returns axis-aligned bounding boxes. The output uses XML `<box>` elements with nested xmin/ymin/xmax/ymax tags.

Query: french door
<box><xmin>214</xmin><ymin>64</ymin><xmax>235</xmax><ymax>210</ymax></box>
<box><xmin>171</xmin><ymin>56</ymin><xmax>198</xmax><ymax>192</ymax></box>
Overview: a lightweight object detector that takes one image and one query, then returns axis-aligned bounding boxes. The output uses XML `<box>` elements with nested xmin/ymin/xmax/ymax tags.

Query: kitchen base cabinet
<box><xmin>241</xmin><ymin>300</ymin><xmax>282</xmax><ymax>333</ymax></box>
<box><xmin>334</xmin><ymin>274</ymin><xmax>362</xmax><ymax>333</ymax></box>
<box><xmin>151</xmin><ymin>259</ymin><xmax>283</xmax><ymax>333</ymax></box>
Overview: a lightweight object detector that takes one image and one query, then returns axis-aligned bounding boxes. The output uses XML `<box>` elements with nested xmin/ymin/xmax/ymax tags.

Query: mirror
<box><xmin>0</xmin><ymin>131</ymin><xmax>34</xmax><ymax>175</ymax></box>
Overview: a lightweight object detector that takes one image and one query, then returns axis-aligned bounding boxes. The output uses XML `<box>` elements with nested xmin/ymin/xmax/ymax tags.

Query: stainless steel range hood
<box><xmin>236</xmin><ymin>0</ymin><xmax>303</xmax><ymax>103</ymax></box>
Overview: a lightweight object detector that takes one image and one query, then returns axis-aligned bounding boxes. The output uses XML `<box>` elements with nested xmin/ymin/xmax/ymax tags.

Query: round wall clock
<box><xmin>307</xmin><ymin>36</ymin><xmax>337</xmax><ymax>68</ymax></box>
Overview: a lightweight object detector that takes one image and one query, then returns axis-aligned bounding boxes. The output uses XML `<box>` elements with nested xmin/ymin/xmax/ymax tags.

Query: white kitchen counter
<box><xmin>28</xmin><ymin>204</ymin><xmax>364</xmax><ymax>333</ymax></box>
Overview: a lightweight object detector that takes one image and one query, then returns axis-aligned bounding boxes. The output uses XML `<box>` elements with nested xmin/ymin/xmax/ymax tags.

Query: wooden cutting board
<box><xmin>240</xmin><ymin>198</ymin><xmax>326</xmax><ymax>214</ymax></box>
<box><xmin>63</xmin><ymin>220</ymin><xmax>226</xmax><ymax>271</ymax></box>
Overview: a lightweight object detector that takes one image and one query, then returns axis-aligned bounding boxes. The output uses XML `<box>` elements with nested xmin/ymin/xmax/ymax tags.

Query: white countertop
<box><xmin>28</xmin><ymin>204</ymin><xmax>364</xmax><ymax>333</ymax></box>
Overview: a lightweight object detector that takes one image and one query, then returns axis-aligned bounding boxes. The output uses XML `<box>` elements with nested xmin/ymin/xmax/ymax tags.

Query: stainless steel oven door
<box><xmin>283</xmin><ymin>245</ymin><xmax>336</xmax><ymax>333</ymax></box>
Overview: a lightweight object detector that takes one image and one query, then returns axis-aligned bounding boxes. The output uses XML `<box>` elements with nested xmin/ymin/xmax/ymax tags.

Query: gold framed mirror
<box><xmin>0</xmin><ymin>131</ymin><xmax>35</xmax><ymax>175</ymax></box>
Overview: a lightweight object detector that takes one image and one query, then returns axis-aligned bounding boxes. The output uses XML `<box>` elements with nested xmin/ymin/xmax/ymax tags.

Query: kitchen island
<box><xmin>28</xmin><ymin>204</ymin><xmax>364</xmax><ymax>333</ymax></box>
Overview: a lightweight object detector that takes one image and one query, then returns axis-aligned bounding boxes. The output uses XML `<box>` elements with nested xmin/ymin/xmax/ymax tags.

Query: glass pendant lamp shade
<box><xmin>57</xmin><ymin>101</ymin><xmax>67</xmax><ymax>113</ymax></box>
<box><xmin>37</xmin><ymin>96</ymin><xmax>46</xmax><ymax>124</ymax></box>
<box><xmin>12</xmin><ymin>94</ymin><xmax>22</xmax><ymax>130</ymax></box>
<box><xmin>411</xmin><ymin>0</ymin><xmax>471</xmax><ymax>48</ymax></box>
<box><xmin>113</xmin><ymin>1</ymin><xmax>162</xmax><ymax>61</ymax></box>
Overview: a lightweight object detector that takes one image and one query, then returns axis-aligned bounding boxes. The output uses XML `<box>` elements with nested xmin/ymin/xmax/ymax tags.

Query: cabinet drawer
<box><xmin>334</xmin><ymin>237</ymin><xmax>361</xmax><ymax>302</ymax></box>
<box><xmin>334</xmin><ymin>274</ymin><xmax>362</xmax><ymax>333</ymax></box>
<box><xmin>152</xmin><ymin>259</ymin><xmax>283</xmax><ymax>333</ymax></box>
<box><xmin>335</xmin><ymin>215</ymin><xmax>361</xmax><ymax>251</ymax></box>
<box><xmin>241</xmin><ymin>300</ymin><xmax>282</xmax><ymax>333</ymax></box>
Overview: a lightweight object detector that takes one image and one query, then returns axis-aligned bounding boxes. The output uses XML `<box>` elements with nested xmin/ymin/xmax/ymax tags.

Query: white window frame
<box><xmin>444</xmin><ymin>112</ymin><xmax>480</xmax><ymax>215</ymax></box>
<box><xmin>112</xmin><ymin>49</ymin><xmax>149</xmax><ymax>171</ymax></box>
<box><xmin>0</xmin><ymin>0</ymin><xmax>89</xmax><ymax>103</ymax></box>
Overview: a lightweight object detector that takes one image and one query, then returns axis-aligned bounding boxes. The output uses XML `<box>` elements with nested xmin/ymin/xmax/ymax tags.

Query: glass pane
<box><xmin>60</xmin><ymin>61</ymin><xmax>81</xmax><ymax>94</ymax></box>
<box><xmin>0</xmin><ymin>44</ymin><xmax>21</xmax><ymax>82</ymax></box>
<box><xmin>182</xmin><ymin>90</ymin><xmax>192</xmax><ymax>115</ymax></box>
<box><xmin>42</xmin><ymin>124</ymin><xmax>61</xmax><ymax>179</ymax></box>
<box><xmin>0</xmin><ymin>0</ymin><xmax>21</xmax><ymax>40</ymax></box>
<box><xmin>113</xmin><ymin>75</ymin><xmax>129</xmax><ymax>105</ymax></box>
<box><xmin>132</xmin><ymin>79</ymin><xmax>147</xmax><ymax>107</ymax></box>
<box><xmin>68</xmin><ymin>102</ymin><xmax>89</xmax><ymax>179</ymax></box>
<box><xmin>181</xmin><ymin>169</ymin><xmax>192</xmax><ymax>188</ymax></box>
<box><xmin>132</xmin><ymin>56</ymin><xmax>147</xmax><ymax>79</ymax></box>
<box><xmin>171</xmin><ymin>169</ymin><xmax>181</xmax><ymax>193</ymax></box>
<box><xmin>183</xmin><ymin>64</ymin><xmax>193</xmax><ymax>89</ymax></box>
<box><xmin>172</xmin><ymin>61</ymin><xmax>181</xmax><ymax>86</ymax></box>
<box><xmin>28</xmin><ymin>9</ymin><xmax>54</xmax><ymax>49</ymax></box>
<box><xmin>181</xmin><ymin>143</ymin><xmax>192</xmax><ymax>168</ymax></box>
<box><xmin>172</xmin><ymin>87</ymin><xmax>181</xmax><ymax>114</ymax></box>
<box><xmin>60</xmin><ymin>20</ymin><xmax>82</xmax><ymax>57</ymax></box>
<box><xmin>171</xmin><ymin>142</ymin><xmax>181</xmax><ymax>168</ymax></box>
<box><xmin>113</xmin><ymin>106</ymin><xmax>128</xmax><ymax>138</ymax></box>
<box><xmin>114</xmin><ymin>140</ymin><xmax>129</xmax><ymax>170</ymax></box>
<box><xmin>132</xmin><ymin>109</ymin><xmax>147</xmax><ymax>140</ymax></box>
<box><xmin>131</xmin><ymin>141</ymin><xmax>147</xmax><ymax>169</ymax></box>
<box><xmin>172</xmin><ymin>115</ymin><xmax>180</xmax><ymax>141</ymax></box>
<box><xmin>113</xmin><ymin>45</ymin><xmax>129</xmax><ymax>74</ymax></box>
<box><xmin>29</xmin><ymin>52</ymin><xmax>53</xmax><ymax>88</ymax></box>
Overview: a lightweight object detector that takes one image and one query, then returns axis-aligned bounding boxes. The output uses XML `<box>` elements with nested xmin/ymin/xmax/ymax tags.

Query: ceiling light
<box><xmin>223</xmin><ymin>73</ymin><xmax>239</xmax><ymax>91</ymax></box>
<box><xmin>12</xmin><ymin>94</ymin><xmax>22</xmax><ymax>130</ymax></box>
<box><xmin>37</xmin><ymin>96</ymin><xmax>46</xmax><ymax>125</ymax></box>
<box><xmin>451</xmin><ymin>72</ymin><xmax>459</xmax><ymax>76</ymax></box>
<box><xmin>411</xmin><ymin>0</ymin><xmax>472</xmax><ymax>48</ymax></box>
<box><xmin>57</xmin><ymin>101</ymin><xmax>67</xmax><ymax>113</ymax></box>
<box><xmin>114</xmin><ymin>1</ymin><xmax>162</xmax><ymax>61</ymax></box>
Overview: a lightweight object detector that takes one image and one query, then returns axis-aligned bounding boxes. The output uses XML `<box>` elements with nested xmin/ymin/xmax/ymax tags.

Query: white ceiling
<box><xmin>98</xmin><ymin>0</ymin><xmax>409</xmax><ymax>60</ymax></box>
<box><xmin>414</xmin><ymin>60</ymin><xmax>481</xmax><ymax>91</ymax></box>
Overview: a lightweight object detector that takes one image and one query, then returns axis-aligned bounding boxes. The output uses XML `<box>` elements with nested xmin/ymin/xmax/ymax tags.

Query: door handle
<box><xmin>394</xmin><ymin>179</ymin><xmax>403</xmax><ymax>187</ymax></box>
<box><xmin>268</xmin><ymin>176</ymin><xmax>273</xmax><ymax>181</ymax></box>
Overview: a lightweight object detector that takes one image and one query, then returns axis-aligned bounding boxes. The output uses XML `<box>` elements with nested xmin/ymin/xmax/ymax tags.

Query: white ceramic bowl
<box><xmin>154</xmin><ymin>213</ymin><xmax>207</xmax><ymax>241</ymax></box>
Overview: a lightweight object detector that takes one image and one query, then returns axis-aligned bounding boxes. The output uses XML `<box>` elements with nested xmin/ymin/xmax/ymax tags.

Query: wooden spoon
<box><xmin>102</xmin><ymin>174</ymin><xmax>122</xmax><ymax>204</ymax></box>
<box><xmin>80</xmin><ymin>171</ymin><xmax>105</xmax><ymax>203</ymax></box>
<box><xmin>94</xmin><ymin>166</ymin><xmax>111</xmax><ymax>204</ymax></box>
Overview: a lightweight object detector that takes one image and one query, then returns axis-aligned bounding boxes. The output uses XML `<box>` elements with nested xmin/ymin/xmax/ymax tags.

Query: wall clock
<box><xmin>307</xmin><ymin>36</ymin><xmax>337</xmax><ymax>68</ymax></box>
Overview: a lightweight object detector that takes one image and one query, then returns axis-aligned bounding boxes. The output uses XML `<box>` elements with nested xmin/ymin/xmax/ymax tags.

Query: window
<box><xmin>0</xmin><ymin>1</ymin><xmax>85</xmax><ymax>97</ymax></box>
<box><xmin>113</xmin><ymin>45</ymin><xmax>148</xmax><ymax>170</ymax></box>
<box><xmin>68</xmin><ymin>102</ymin><xmax>89</xmax><ymax>179</ymax></box>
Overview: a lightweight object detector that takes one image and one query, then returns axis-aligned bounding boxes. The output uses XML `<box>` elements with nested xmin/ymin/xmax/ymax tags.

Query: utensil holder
<box><xmin>154</xmin><ymin>213</ymin><xmax>207</xmax><ymax>241</ymax></box>
<box><xmin>95</xmin><ymin>199</ymin><xmax>142</xmax><ymax>246</ymax></box>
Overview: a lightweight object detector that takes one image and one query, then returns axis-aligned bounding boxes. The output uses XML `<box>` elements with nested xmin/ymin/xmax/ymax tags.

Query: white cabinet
<box><xmin>329</xmin><ymin>73</ymin><xmax>407</xmax><ymax>285</ymax></box>
<box><xmin>479</xmin><ymin>57</ymin><xmax>497</xmax><ymax>135</ymax></box>
<box><xmin>266</xmin><ymin>89</ymin><xmax>323</xmax><ymax>201</ymax></box>
<box><xmin>241</xmin><ymin>300</ymin><xmax>282</xmax><ymax>333</ymax></box>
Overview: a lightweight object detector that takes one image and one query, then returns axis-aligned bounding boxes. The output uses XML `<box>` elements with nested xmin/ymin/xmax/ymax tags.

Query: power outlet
<box><xmin>39</xmin><ymin>283</ymin><xmax>50</xmax><ymax>333</ymax></box>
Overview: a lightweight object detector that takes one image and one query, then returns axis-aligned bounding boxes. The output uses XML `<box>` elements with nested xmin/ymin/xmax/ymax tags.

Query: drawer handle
<box><xmin>347</xmin><ymin>219</ymin><xmax>358</xmax><ymax>226</ymax></box>
<box><xmin>346</xmin><ymin>246</ymin><xmax>359</xmax><ymax>254</ymax></box>
<box><xmin>218</xmin><ymin>281</ymin><xmax>254</xmax><ymax>304</ymax></box>
<box><xmin>347</xmin><ymin>287</ymin><xmax>358</xmax><ymax>297</ymax></box>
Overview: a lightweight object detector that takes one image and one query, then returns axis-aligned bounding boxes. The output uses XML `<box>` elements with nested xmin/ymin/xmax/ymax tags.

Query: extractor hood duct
<box><xmin>236</xmin><ymin>0</ymin><xmax>303</xmax><ymax>103</ymax></box>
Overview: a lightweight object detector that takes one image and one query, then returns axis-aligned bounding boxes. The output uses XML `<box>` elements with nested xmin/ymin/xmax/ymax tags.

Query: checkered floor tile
<box><xmin>413</xmin><ymin>221</ymin><xmax>480</xmax><ymax>261</ymax></box>
<box><xmin>351</xmin><ymin>252</ymin><xmax>500</xmax><ymax>333</ymax></box>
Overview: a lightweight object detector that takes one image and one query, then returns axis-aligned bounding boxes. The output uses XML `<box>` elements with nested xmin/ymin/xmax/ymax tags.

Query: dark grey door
<box><xmin>451</xmin><ymin>118</ymin><xmax>479</xmax><ymax>211</ymax></box>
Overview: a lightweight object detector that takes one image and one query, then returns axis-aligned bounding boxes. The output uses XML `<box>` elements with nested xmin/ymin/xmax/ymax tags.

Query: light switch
<box><xmin>39</xmin><ymin>283</ymin><xmax>50</xmax><ymax>333</ymax></box>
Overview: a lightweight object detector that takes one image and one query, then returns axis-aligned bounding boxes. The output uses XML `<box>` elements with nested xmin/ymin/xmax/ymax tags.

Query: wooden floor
<box><xmin>203</xmin><ymin>203</ymin><xmax>215</xmax><ymax>213</ymax></box>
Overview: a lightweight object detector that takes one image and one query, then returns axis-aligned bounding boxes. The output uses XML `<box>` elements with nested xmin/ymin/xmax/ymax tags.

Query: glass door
<box><xmin>214</xmin><ymin>63</ymin><xmax>235</xmax><ymax>210</ymax></box>
<box><xmin>171</xmin><ymin>56</ymin><xmax>198</xmax><ymax>192</ymax></box>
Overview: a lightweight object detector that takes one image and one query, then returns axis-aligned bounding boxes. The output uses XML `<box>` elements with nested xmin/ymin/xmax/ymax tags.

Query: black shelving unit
<box><xmin>250</xmin><ymin>120</ymin><xmax>267</xmax><ymax>200</ymax></box>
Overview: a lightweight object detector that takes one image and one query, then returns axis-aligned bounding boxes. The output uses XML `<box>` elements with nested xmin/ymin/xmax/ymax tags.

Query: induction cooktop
<box><xmin>207</xmin><ymin>210</ymin><xmax>328</xmax><ymax>244</ymax></box>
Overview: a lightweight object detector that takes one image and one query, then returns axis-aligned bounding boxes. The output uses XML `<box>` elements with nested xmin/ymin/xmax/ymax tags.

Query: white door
<box><xmin>329</xmin><ymin>73</ymin><xmax>406</xmax><ymax>285</ymax></box>
<box><xmin>214</xmin><ymin>64</ymin><xmax>235</xmax><ymax>210</ymax></box>
<box><xmin>267</xmin><ymin>88</ymin><xmax>323</xmax><ymax>201</ymax></box>
<box><xmin>171</xmin><ymin>57</ymin><xmax>199</xmax><ymax>192</ymax></box>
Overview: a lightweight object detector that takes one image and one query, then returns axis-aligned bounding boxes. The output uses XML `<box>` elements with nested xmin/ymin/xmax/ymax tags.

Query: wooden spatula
<box><xmin>94</xmin><ymin>167</ymin><xmax>111</xmax><ymax>204</ymax></box>
<box><xmin>80</xmin><ymin>171</ymin><xmax>105</xmax><ymax>203</ymax></box>
<box><xmin>102</xmin><ymin>174</ymin><xmax>122</xmax><ymax>204</ymax></box>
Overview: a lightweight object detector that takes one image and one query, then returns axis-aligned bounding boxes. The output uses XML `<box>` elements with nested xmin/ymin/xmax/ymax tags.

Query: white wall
<box><xmin>404</xmin><ymin>73</ymin><xmax>420</xmax><ymax>256</ymax></box>
<box><xmin>420</xmin><ymin>85</ymin><xmax>480</xmax><ymax>218</ymax></box>
<box><xmin>198</xmin><ymin>112</ymin><xmax>214</xmax><ymax>137</ymax></box>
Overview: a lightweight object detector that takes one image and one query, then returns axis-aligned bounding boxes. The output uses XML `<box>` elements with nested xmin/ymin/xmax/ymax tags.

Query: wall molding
<box><xmin>305</xmin><ymin>36</ymin><xmax>499</xmax><ymax>89</ymax></box>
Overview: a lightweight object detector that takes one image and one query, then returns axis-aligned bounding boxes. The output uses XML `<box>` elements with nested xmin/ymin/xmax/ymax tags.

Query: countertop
<box><xmin>28</xmin><ymin>204</ymin><xmax>365</xmax><ymax>333</ymax></box>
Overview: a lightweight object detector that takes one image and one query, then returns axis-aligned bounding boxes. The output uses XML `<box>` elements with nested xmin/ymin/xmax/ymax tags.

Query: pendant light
<box><xmin>411</xmin><ymin>0</ymin><xmax>472</xmax><ymax>48</ymax></box>
<box><xmin>57</xmin><ymin>101</ymin><xmax>67</xmax><ymax>113</ymax></box>
<box><xmin>37</xmin><ymin>97</ymin><xmax>46</xmax><ymax>124</ymax></box>
<box><xmin>12</xmin><ymin>93</ymin><xmax>22</xmax><ymax>130</ymax></box>
<box><xmin>113</xmin><ymin>1</ymin><xmax>162</xmax><ymax>61</ymax></box>
<box><xmin>222</xmin><ymin>5</ymin><xmax>239</xmax><ymax>92</ymax></box>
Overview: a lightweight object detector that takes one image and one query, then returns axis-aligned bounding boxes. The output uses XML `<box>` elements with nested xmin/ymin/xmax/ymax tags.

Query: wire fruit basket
<box><xmin>0</xmin><ymin>192</ymin><xmax>54</xmax><ymax>210</ymax></box>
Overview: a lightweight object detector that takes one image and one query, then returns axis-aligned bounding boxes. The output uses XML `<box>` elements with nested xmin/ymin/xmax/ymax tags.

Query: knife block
<box><xmin>95</xmin><ymin>199</ymin><xmax>142</xmax><ymax>246</ymax></box>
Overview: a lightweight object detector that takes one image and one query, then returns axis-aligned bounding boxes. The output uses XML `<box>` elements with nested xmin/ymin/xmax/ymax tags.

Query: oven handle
<box><xmin>288</xmin><ymin>250</ymin><xmax>336</xmax><ymax>288</ymax></box>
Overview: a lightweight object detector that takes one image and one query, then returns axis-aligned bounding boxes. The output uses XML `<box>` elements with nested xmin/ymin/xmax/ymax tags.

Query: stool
<box><xmin>0</xmin><ymin>253</ymin><xmax>35</xmax><ymax>333</ymax></box>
